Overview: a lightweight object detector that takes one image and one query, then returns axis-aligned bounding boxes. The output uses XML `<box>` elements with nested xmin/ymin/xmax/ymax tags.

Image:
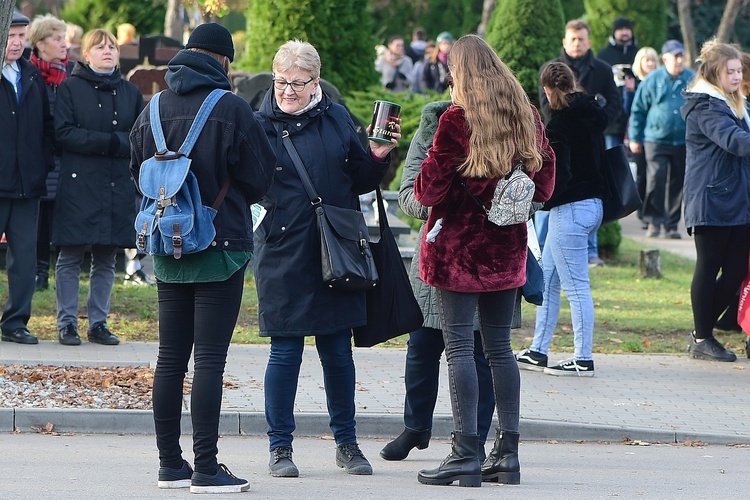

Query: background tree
<box><xmin>668</xmin><ymin>0</ymin><xmax>750</xmax><ymax>60</ymax></box>
<box><xmin>369</xmin><ymin>0</ymin><xmax>482</xmax><ymax>43</ymax></box>
<box><xmin>585</xmin><ymin>0</ymin><xmax>668</xmax><ymax>53</ymax></box>
<box><xmin>242</xmin><ymin>0</ymin><xmax>376</xmax><ymax>94</ymax></box>
<box><xmin>1</xmin><ymin>2</ymin><xmax>14</xmax><ymax>64</ymax></box>
<box><xmin>61</xmin><ymin>0</ymin><xmax>167</xmax><ymax>35</ymax></box>
<box><xmin>485</xmin><ymin>0</ymin><xmax>565</xmax><ymax>102</ymax></box>
<box><xmin>675</xmin><ymin>0</ymin><xmax>697</xmax><ymax>68</ymax></box>
<box><xmin>560</xmin><ymin>0</ymin><xmax>585</xmax><ymax>20</ymax></box>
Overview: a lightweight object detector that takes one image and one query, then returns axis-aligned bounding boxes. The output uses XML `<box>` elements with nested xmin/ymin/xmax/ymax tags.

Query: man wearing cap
<box><xmin>629</xmin><ymin>40</ymin><xmax>694</xmax><ymax>239</ymax></box>
<box><xmin>0</xmin><ymin>12</ymin><xmax>54</xmax><ymax>345</ymax></box>
<box><xmin>598</xmin><ymin>16</ymin><xmax>641</xmax><ymax>148</ymax></box>
<box><xmin>130</xmin><ymin>22</ymin><xmax>276</xmax><ymax>493</ymax></box>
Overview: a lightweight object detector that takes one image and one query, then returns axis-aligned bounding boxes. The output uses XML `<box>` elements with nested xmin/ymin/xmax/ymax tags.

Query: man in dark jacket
<box><xmin>537</xmin><ymin>19</ymin><xmax>620</xmax><ymax>267</ymax></box>
<box><xmin>0</xmin><ymin>12</ymin><xmax>54</xmax><ymax>345</ymax></box>
<box><xmin>597</xmin><ymin>16</ymin><xmax>640</xmax><ymax>148</ymax></box>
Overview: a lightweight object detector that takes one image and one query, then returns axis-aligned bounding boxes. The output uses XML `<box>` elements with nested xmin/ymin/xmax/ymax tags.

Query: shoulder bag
<box><xmin>280</xmin><ymin>127</ymin><xmax>378</xmax><ymax>291</ymax></box>
<box><xmin>601</xmin><ymin>144</ymin><xmax>642</xmax><ymax>225</ymax></box>
<box><xmin>353</xmin><ymin>188</ymin><xmax>424</xmax><ymax>347</ymax></box>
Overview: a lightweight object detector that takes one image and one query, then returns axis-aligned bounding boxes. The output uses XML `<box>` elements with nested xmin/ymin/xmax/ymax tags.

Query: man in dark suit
<box><xmin>0</xmin><ymin>12</ymin><xmax>55</xmax><ymax>344</ymax></box>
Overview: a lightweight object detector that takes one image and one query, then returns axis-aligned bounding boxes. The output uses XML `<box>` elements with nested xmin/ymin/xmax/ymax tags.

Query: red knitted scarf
<box><xmin>31</xmin><ymin>53</ymin><xmax>69</xmax><ymax>87</ymax></box>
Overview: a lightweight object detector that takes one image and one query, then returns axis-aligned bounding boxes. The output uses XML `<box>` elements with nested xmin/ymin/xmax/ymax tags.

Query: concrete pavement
<box><xmin>2</xmin><ymin>212</ymin><xmax>749</xmax><ymax>445</ymax></box>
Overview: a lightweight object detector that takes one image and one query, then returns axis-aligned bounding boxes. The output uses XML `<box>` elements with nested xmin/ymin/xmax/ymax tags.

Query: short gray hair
<box><xmin>273</xmin><ymin>40</ymin><xmax>321</xmax><ymax>79</ymax></box>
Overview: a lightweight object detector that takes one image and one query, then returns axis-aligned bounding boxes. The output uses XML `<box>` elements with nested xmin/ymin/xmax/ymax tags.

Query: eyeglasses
<box><xmin>447</xmin><ymin>73</ymin><xmax>454</xmax><ymax>88</ymax></box>
<box><xmin>273</xmin><ymin>77</ymin><xmax>314</xmax><ymax>93</ymax></box>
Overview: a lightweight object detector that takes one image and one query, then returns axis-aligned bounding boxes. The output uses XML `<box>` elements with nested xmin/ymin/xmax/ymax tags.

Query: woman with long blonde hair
<box><xmin>414</xmin><ymin>34</ymin><xmax>555</xmax><ymax>487</ymax></box>
<box><xmin>681</xmin><ymin>41</ymin><xmax>750</xmax><ymax>362</ymax></box>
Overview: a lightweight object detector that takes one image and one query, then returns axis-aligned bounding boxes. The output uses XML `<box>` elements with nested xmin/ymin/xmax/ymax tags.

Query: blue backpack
<box><xmin>135</xmin><ymin>89</ymin><xmax>229</xmax><ymax>259</ymax></box>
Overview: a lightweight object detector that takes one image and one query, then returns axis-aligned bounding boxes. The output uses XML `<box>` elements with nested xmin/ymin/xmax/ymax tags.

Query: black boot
<box><xmin>481</xmin><ymin>428</ymin><xmax>520</xmax><ymax>484</ymax></box>
<box><xmin>380</xmin><ymin>428</ymin><xmax>431</xmax><ymax>461</ymax></box>
<box><xmin>417</xmin><ymin>432</ymin><xmax>481</xmax><ymax>487</ymax></box>
<box><xmin>746</xmin><ymin>336</ymin><xmax>750</xmax><ymax>359</ymax></box>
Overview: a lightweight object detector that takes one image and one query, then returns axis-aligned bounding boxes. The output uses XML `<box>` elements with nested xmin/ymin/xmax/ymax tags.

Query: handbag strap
<box><xmin>277</xmin><ymin>123</ymin><xmax>322</xmax><ymax>205</ymax></box>
<box><xmin>373</xmin><ymin>187</ymin><xmax>393</xmax><ymax>238</ymax></box>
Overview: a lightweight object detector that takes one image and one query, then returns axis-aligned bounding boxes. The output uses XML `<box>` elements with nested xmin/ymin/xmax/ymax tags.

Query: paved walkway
<box><xmin>2</xmin><ymin>213</ymin><xmax>749</xmax><ymax>444</ymax></box>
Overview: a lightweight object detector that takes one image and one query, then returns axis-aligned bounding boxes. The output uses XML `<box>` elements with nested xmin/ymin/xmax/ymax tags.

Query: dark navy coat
<box><xmin>254</xmin><ymin>90</ymin><xmax>390</xmax><ymax>337</ymax></box>
<box><xmin>0</xmin><ymin>58</ymin><xmax>54</xmax><ymax>199</ymax></box>
<box><xmin>53</xmin><ymin>63</ymin><xmax>143</xmax><ymax>247</ymax></box>
<box><xmin>682</xmin><ymin>88</ymin><xmax>750</xmax><ymax>229</ymax></box>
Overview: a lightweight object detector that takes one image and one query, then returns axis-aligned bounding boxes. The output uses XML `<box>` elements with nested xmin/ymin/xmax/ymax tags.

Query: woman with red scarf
<box><xmin>28</xmin><ymin>14</ymin><xmax>74</xmax><ymax>292</ymax></box>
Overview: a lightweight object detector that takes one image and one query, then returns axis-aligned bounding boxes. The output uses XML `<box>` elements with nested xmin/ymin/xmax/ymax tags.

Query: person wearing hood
<box><xmin>681</xmin><ymin>41</ymin><xmax>750</xmax><ymax>363</ymax></box>
<box><xmin>130</xmin><ymin>23</ymin><xmax>276</xmax><ymax>493</ymax></box>
<box><xmin>253</xmin><ymin>39</ymin><xmax>399</xmax><ymax>479</ymax></box>
<box><xmin>517</xmin><ymin>62</ymin><xmax>607</xmax><ymax>377</ymax></box>
<box><xmin>53</xmin><ymin>29</ymin><xmax>143</xmax><ymax>347</ymax></box>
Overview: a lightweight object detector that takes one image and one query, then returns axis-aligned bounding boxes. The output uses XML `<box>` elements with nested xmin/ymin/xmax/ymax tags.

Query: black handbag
<box><xmin>281</xmin><ymin>128</ymin><xmax>378</xmax><ymax>291</ymax></box>
<box><xmin>353</xmin><ymin>188</ymin><xmax>424</xmax><ymax>347</ymax></box>
<box><xmin>601</xmin><ymin>144</ymin><xmax>642</xmax><ymax>225</ymax></box>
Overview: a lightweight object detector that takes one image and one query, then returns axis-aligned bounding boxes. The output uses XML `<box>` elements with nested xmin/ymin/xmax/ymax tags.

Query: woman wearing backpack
<box><xmin>53</xmin><ymin>28</ymin><xmax>143</xmax><ymax>346</ymax></box>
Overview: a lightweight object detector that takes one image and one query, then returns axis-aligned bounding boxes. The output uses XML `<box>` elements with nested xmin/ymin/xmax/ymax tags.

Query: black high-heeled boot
<box><xmin>380</xmin><ymin>428</ymin><xmax>431</xmax><ymax>461</ymax></box>
<box><xmin>417</xmin><ymin>432</ymin><xmax>481</xmax><ymax>487</ymax></box>
<box><xmin>481</xmin><ymin>428</ymin><xmax>520</xmax><ymax>484</ymax></box>
<box><xmin>745</xmin><ymin>336</ymin><xmax>750</xmax><ymax>359</ymax></box>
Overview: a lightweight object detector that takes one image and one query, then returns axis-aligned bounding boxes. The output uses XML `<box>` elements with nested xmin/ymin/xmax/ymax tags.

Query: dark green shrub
<box><xmin>61</xmin><ymin>0</ymin><xmax>166</xmax><ymax>35</ymax></box>
<box><xmin>369</xmin><ymin>0</ymin><xmax>483</xmax><ymax>44</ymax></box>
<box><xmin>560</xmin><ymin>0</ymin><xmax>585</xmax><ymax>20</ymax></box>
<box><xmin>597</xmin><ymin>221</ymin><xmax>623</xmax><ymax>257</ymax></box>
<box><xmin>485</xmin><ymin>0</ymin><xmax>565</xmax><ymax>102</ymax></box>
<box><xmin>241</xmin><ymin>0</ymin><xmax>377</xmax><ymax>95</ymax></box>
<box><xmin>585</xmin><ymin>0</ymin><xmax>668</xmax><ymax>53</ymax></box>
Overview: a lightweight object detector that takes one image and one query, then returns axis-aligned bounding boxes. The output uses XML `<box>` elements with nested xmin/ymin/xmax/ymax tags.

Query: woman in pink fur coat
<box><xmin>414</xmin><ymin>35</ymin><xmax>555</xmax><ymax>487</ymax></box>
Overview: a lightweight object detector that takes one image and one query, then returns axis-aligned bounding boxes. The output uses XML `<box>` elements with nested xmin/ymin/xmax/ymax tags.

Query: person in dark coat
<box><xmin>254</xmin><ymin>39</ymin><xmax>400</xmax><ymax>478</ymax></box>
<box><xmin>414</xmin><ymin>35</ymin><xmax>555</xmax><ymax>488</ymax></box>
<box><xmin>517</xmin><ymin>62</ymin><xmax>607</xmax><ymax>377</ymax></box>
<box><xmin>537</xmin><ymin>19</ymin><xmax>621</xmax><ymax>268</ymax></box>
<box><xmin>420</xmin><ymin>31</ymin><xmax>453</xmax><ymax>94</ymax></box>
<box><xmin>0</xmin><ymin>12</ymin><xmax>55</xmax><ymax>345</ymax></box>
<box><xmin>130</xmin><ymin>23</ymin><xmax>276</xmax><ymax>493</ymax></box>
<box><xmin>53</xmin><ymin>29</ymin><xmax>144</xmax><ymax>347</ymax></box>
<box><xmin>681</xmin><ymin>41</ymin><xmax>750</xmax><ymax>363</ymax></box>
<box><xmin>597</xmin><ymin>16</ymin><xmax>640</xmax><ymax>148</ymax></box>
<box><xmin>28</xmin><ymin>13</ymin><xmax>75</xmax><ymax>292</ymax></box>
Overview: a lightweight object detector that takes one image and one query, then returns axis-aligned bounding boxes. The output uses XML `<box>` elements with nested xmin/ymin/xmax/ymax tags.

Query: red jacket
<box><xmin>414</xmin><ymin>104</ymin><xmax>555</xmax><ymax>292</ymax></box>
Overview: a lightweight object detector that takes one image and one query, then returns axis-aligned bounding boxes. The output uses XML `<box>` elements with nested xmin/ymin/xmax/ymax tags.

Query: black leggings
<box><xmin>152</xmin><ymin>266</ymin><xmax>246</xmax><ymax>474</ymax></box>
<box><xmin>692</xmin><ymin>225</ymin><xmax>750</xmax><ymax>339</ymax></box>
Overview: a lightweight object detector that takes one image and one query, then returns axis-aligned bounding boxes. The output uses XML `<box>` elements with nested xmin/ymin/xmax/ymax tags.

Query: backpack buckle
<box><xmin>172</xmin><ymin>223</ymin><xmax>182</xmax><ymax>259</ymax></box>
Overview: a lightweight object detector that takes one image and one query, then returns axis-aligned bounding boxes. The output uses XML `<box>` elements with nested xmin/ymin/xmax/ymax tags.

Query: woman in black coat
<box><xmin>53</xmin><ymin>29</ymin><xmax>143</xmax><ymax>346</ymax></box>
<box><xmin>254</xmin><ymin>40</ymin><xmax>399</xmax><ymax>478</ymax></box>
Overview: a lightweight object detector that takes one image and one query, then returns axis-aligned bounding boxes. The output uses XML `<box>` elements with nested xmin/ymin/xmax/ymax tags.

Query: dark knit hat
<box><xmin>612</xmin><ymin>17</ymin><xmax>633</xmax><ymax>34</ymax></box>
<box><xmin>11</xmin><ymin>10</ymin><xmax>30</xmax><ymax>26</ymax></box>
<box><xmin>186</xmin><ymin>23</ymin><xmax>234</xmax><ymax>62</ymax></box>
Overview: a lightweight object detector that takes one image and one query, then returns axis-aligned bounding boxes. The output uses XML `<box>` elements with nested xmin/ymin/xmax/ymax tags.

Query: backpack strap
<box><xmin>149</xmin><ymin>91</ymin><xmax>168</xmax><ymax>152</ymax></box>
<box><xmin>178</xmin><ymin>88</ymin><xmax>230</xmax><ymax>156</ymax></box>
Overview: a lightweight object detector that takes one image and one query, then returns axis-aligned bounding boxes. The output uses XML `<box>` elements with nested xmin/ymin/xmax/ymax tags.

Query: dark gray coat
<box><xmin>53</xmin><ymin>63</ymin><xmax>143</xmax><ymax>247</ymax></box>
<box><xmin>254</xmin><ymin>90</ymin><xmax>389</xmax><ymax>337</ymax></box>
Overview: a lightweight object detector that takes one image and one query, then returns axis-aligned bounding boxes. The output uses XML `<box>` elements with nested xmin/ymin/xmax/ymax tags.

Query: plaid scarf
<box><xmin>30</xmin><ymin>53</ymin><xmax>69</xmax><ymax>87</ymax></box>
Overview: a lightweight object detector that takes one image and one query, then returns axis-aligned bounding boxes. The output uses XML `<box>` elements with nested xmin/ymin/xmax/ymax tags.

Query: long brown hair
<box><xmin>449</xmin><ymin>34</ymin><xmax>542</xmax><ymax>177</ymax></box>
<box><xmin>691</xmin><ymin>40</ymin><xmax>745</xmax><ymax>118</ymax></box>
<box><xmin>539</xmin><ymin>62</ymin><xmax>582</xmax><ymax>110</ymax></box>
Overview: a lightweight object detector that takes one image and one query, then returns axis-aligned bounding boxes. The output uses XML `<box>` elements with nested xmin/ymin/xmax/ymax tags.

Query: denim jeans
<box><xmin>265</xmin><ymin>330</ymin><xmax>356</xmax><ymax>450</ymax></box>
<box><xmin>403</xmin><ymin>327</ymin><xmax>496</xmax><ymax>444</ymax></box>
<box><xmin>437</xmin><ymin>288</ymin><xmax>519</xmax><ymax>435</ymax></box>
<box><xmin>152</xmin><ymin>266</ymin><xmax>245</xmax><ymax>474</ymax></box>
<box><xmin>55</xmin><ymin>245</ymin><xmax>117</xmax><ymax>329</ymax></box>
<box><xmin>531</xmin><ymin>198</ymin><xmax>602</xmax><ymax>360</ymax></box>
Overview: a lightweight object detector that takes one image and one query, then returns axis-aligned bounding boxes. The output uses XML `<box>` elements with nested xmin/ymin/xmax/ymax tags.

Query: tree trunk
<box><xmin>676</xmin><ymin>0</ymin><xmax>697</xmax><ymax>68</ymax></box>
<box><xmin>716</xmin><ymin>0</ymin><xmax>748</xmax><ymax>43</ymax></box>
<box><xmin>164</xmin><ymin>0</ymin><xmax>185</xmax><ymax>42</ymax></box>
<box><xmin>1</xmin><ymin>1</ymin><xmax>16</xmax><ymax>64</ymax></box>
<box><xmin>477</xmin><ymin>0</ymin><xmax>496</xmax><ymax>38</ymax></box>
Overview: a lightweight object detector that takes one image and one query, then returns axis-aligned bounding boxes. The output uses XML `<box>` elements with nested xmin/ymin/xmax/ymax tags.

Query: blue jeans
<box><xmin>403</xmin><ymin>327</ymin><xmax>495</xmax><ymax>444</ymax></box>
<box><xmin>537</xmin><ymin>210</ymin><xmax>599</xmax><ymax>259</ymax></box>
<box><xmin>265</xmin><ymin>331</ymin><xmax>356</xmax><ymax>450</ymax></box>
<box><xmin>531</xmin><ymin>199</ymin><xmax>602</xmax><ymax>360</ymax></box>
<box><xmin>437</xmin><ymin>288</ymin><xmax>519</xmax><ymax>435</ymax></box>
<box><xmin>152</xmin><ymin>266</ymin><xmax>245</xmax><ymax>474</ymax></box>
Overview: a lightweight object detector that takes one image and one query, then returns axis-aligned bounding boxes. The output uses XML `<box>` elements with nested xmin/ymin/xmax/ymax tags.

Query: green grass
<box><xmin>5</xmin><ymin>237</ymin><xmax>747</xmax><ymax>355</ymax></box>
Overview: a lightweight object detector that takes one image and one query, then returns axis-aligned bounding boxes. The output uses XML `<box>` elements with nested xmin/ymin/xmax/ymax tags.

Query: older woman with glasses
<box><xmin>254</xmin><ymin>40</ymin><xmax>400</xmax><ymax>479</ymax></box>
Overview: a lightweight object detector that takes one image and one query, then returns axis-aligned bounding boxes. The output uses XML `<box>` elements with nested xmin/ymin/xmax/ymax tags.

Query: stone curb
<box><xmin>4</xmin><ymin>408</ymin><xmax>750</xmax><ymax>445</ymax></box>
